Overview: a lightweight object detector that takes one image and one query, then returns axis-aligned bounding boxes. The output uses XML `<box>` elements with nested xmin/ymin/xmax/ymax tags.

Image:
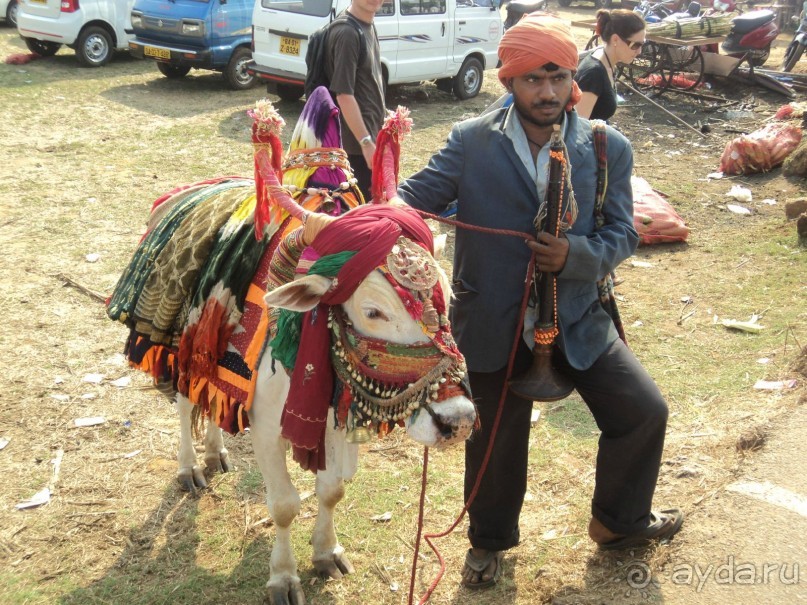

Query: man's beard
<box><xmin>513</xmin><ymin>91</ymin><xmax>572</xmax><ymax>128</ymax></box>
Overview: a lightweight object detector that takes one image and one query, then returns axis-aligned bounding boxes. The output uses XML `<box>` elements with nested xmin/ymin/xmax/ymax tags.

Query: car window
<box><xmin>379</xmin><ymin>0</ymin><xmax>395</xmax><ymax>15</ymax></box>
<box><xmin>400</xmin><ymin>0</ymin><xmax>447</xmax><ymax>15</ymax></box>
<box><xmin>262</xmin><ymin>0</ymin><xmax>332</xmax><ymax>17</ymax></box>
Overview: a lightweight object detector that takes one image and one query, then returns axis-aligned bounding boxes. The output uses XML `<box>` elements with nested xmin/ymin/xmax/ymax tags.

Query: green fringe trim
<box><xmin>269</xmin><ymin>250</ymin><xmax>357</xmax><ymax>372</ymax></box>
<box><xmin>271</xmin><ymin>309</ymin><xmax>303</xmax><ymax>371</ymax></box>
<box><xmin>309</xmin><ymin>251</ymin><xmax>356</xmax><ymax>277</ymax></box>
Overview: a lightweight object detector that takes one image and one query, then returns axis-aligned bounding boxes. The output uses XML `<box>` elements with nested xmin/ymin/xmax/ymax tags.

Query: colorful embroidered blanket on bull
<box><xmin>107</xmin><ymin>87</ymin><xmax>363</xmax><ymax>433</ymax></box>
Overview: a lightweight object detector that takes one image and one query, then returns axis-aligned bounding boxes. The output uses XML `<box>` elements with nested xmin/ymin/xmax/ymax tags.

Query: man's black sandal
<box><xmin>460</xmin><ymin>549</ymin><xmax>504</xmax><ymax>589</ymax></box>
<box><xmin>599</xmin><ymin>508</ymin><xmax>685</xmax><ymax>551</ymax></box>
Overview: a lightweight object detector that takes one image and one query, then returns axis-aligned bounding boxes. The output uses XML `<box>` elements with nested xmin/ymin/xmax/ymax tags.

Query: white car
<box><xmin>2</xmin><ymin>0</ymin><xmax>19</xmax><ymax>27</ymax></box>
<box><xmin>249</xmin><ymin>0</ymin><xmax>502</xmax><ymax>101</ymax></box>
<box><xmin>17</xmin><ymin>0</ymin><xmax>135</xmax><ymax>67</ymax></box>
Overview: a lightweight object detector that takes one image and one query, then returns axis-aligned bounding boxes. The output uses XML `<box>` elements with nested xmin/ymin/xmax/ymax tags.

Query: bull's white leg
<box><xmin>311</xmin><ymin>412</ymin><xmax>358</xmax><ymax>579</ymax></box>
<box><xmin>249</xmin><ymin>355</ymin><xmax>306</xmax><ymax>605</ymax></box>
<box><xmin>175</xmin><ymin>394</ymin><xmax>207</xmax><ymax>491</ymax></box>
<box><xmin>203</xmin><ymin>418</ymin><xmax>231</xmax><ymax>474</ymax></box>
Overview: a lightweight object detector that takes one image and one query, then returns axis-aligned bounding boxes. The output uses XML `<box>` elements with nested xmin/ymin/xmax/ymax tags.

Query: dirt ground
<box><xmin>1</xmin><ymin>5</ymin><xmax>805</xmax><ymax>605</ymax></box>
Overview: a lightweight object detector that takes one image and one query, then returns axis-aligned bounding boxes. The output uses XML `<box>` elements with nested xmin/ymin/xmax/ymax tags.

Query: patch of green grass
<box><xmin>236</xmin><ymin>466</ymin><xmax>266</xmax><ymax>499</ymax></box>
<box><xmin>0</xmin><ymin>572</ymin><xmax>45</xmax><ymax>605</ymax></box>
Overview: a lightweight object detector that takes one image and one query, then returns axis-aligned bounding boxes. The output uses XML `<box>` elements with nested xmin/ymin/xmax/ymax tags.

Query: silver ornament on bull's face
<box><xmin>386</xmin><ymin>236</ymin><xmax>441</xmax><ymax>334</ymax></box>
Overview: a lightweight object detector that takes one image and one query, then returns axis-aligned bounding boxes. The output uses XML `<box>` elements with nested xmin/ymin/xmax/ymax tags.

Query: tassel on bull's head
<box><xmin>249</xmin><ymin>98</ymin><xmax>335</xmax><ymax>244</ymax></box>
<box><xmin>371</xmin><ymin>106</ymin><xmax>413</xmax><ymax>203</ymax></box>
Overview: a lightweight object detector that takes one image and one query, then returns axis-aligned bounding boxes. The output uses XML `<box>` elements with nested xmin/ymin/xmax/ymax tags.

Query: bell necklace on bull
<box><xmin>251</xmin><ymin>99</ymin><xmax>470</xmax><ymax>447</ymax></box>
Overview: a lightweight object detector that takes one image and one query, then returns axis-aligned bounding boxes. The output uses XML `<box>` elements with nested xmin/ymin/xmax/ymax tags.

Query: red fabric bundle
<box><xmin>4</xmin><ymin>53</ymin><xmax>42</xmax><ymax>65</ymax></box>
<box><xmin>631</xmin><ymin>177</ymin><xmax>689</xmax><ymax>245</ymax></box>
<box><xmin>719</xmin><ymin>122</ymin><xmax>803</xmax><ymax>175</ymax></box>
<box><xmin>773</xmin><ymin>101</ymin><xmax>807</xmax><ymax>121</ymax></box>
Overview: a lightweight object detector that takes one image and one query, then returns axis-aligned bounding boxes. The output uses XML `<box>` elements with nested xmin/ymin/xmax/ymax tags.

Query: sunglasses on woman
<box><xmin>621</xmin><ymin>37</ymin><xmax>645</xmax><ymax>51</ymax></box>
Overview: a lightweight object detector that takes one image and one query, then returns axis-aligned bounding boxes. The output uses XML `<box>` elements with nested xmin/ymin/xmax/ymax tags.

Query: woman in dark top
<box><xmin>575</xmin><ymin>9</ymin><xmax>646</xmax><ymax>121</ymax></box>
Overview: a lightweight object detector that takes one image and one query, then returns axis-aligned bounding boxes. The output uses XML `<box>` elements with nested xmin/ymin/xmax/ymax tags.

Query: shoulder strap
<box><xmin>589</xmin><ymin>119</ymin><xmax>628</xmax><ymax>345</ymax></box>
<box><xmin>591</xmin><ymin>119</ymin><xmax>608</xmax><ymax>228</ymax></box>
<box><xmin>338</xmin><ymin>12</ymin><xmax>369</xmax><ymax>65</ymax></box>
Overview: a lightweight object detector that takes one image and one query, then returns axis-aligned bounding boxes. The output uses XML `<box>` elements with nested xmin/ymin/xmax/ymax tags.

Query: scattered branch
<box><xmin>53</xmin><ymin>272</ymin><xmax>107</xmax><ymax>304</ymax></box>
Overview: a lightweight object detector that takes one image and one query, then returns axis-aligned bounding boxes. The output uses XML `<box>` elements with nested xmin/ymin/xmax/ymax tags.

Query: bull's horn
<box><xmin>371</xmin><ymin>106</ymin><xmax>413</xmax><ymax>203</ymax></box>
<box><xmin>249</xmin><ymin>98</ymin><xmax>336</xmax><ymax>241</ymax></box>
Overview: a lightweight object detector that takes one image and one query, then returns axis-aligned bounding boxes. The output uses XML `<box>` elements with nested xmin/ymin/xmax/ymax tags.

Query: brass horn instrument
<box><xmin>509</xmin><ymin>125</ymin><xmax>575</xmax><ymax>402</ymax></box>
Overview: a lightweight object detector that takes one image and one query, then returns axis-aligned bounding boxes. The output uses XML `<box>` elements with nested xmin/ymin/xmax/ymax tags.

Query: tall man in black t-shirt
<box><xmin>325</xmin><ymin>0</ymin><xmax>387</xmax><ymax>200</ymax></box>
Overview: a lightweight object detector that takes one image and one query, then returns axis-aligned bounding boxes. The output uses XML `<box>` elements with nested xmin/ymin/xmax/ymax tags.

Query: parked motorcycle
<box><xmin>715</xmin><ymin>0</ymin><xmax>779</xmax><ymax>67</ymax></box>
<box><xmin>781</xmin><ymin>6</ymin><xmax>807</xmax><ymax>72</ymax></box>
<box><xmin>503</xmin><ymin>0</ymin><xmax>548</xmax><ymax>31</ymax></box>
<box><xmin>633</xmin><ymin>0</ymin><xmax>677</xmax><ymax>22</ymax></box>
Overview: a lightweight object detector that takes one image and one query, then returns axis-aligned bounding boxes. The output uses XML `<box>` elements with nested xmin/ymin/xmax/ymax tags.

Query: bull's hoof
<box><xmin>204</xmin><ymin>451</ymin><xmax>232</xmax><ymax>474</ymax></box>
<box><xmin>177</xmin><ymin>465</ymin><xmax>208</xmax><ymax>492</ymax></box>
<box><xmin>313</xmin><ymin>550</ymin><xmax>355</xmax><ymax>579</ymax></box>
<box><xmin>266</xmin><ymin>577</ymin><xmax>306</xmax><ymax>605</ymax></box>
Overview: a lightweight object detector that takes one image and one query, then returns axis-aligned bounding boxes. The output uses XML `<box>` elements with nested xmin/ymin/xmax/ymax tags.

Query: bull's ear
<box><xmin>264</xmin><ymin>275</ymin><xmax>332</xmax><ymax>311</ymax></box>
<box><xmin>434</xmin><ymin>233</ymin><xmax>447</xmax><ymax>261</ymax></box>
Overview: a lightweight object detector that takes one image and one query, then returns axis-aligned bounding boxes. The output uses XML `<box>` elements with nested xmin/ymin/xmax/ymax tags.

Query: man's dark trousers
<box><xmin>465</xmin><ymin>339</ymin><xmax>669</xmax><ymax>551</ymax></box>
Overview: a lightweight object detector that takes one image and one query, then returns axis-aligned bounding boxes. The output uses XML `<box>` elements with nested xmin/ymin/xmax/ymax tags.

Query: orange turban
<box><xmin>498</xmin><ymin>12</ymin><xmax>582</xmax><ymax>109</ymax></box>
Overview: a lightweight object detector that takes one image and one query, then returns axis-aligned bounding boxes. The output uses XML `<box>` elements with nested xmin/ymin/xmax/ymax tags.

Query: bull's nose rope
<box><xmin>407</xmin><ymin>211</ymin><xmax>537</xmax><ymax>605</ymax></box>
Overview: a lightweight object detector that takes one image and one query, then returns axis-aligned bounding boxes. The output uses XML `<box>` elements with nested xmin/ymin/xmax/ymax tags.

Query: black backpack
<box><xmin>304</xmin><ymin>12</ymin><xmax>368</xmax><ymax>98</ymax></box>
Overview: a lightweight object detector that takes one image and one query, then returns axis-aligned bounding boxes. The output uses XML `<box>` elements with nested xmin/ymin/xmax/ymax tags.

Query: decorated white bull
<box><xmin>108</xmin><ymin>89</ymin><xmax>476</xmax><ymax>605</ymax></box>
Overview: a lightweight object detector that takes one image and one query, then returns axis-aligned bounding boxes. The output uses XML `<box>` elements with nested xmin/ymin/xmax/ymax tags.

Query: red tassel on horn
<box><xmin>370</xmin><ymin>106</ymin><xmax>413</xmax><ymax>203</ymax></box>
<box><xmin>248</xmin><ymin>100</ymin><xmax>297</xmax><ymax>239</ymax></box>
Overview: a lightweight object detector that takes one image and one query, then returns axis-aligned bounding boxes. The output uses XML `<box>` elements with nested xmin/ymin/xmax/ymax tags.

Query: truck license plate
<box><xmin>279</xmin><ymin>37</ymin><xmax>300</xmax><ymax>56</ymax></box>
<box><xmin>144</xmin><ymin>46</ymin><xmax>171</xmax><ymax>60</ymax></box>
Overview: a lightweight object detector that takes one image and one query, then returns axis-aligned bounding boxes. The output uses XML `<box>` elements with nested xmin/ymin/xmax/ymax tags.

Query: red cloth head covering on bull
<box><xmin>275</xmin><ymin>204</ymin><xmax>468</xmax><ymax>472</ymax></box>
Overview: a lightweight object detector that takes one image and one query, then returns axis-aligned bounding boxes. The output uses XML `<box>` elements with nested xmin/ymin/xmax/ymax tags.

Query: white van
<box><xmin>248</xmin><ymin>0</ymin><xmax>502</xmax><ymax>101</ymax></box>
<box><xmin>17</xmin><ymin>0</ymin><xmax>134</xmax><ymax>67</ymax></box>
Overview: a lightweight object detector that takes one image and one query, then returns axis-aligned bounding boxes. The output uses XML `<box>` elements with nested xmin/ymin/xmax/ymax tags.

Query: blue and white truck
<box><xmin>129</xmin><ymin>0</ymin><xmax>257</xmax><ymax>89</ymax></box>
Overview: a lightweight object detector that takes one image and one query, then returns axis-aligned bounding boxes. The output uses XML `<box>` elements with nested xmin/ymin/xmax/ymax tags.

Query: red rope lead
<box><xmin>413</xmin><ymin>209</ymin><xmax>537</xmax><ymax>243</ymax></box>
<box><xmin>407</xmin><ymin>206</ymin><xmax>539</xmax><ymax>603</ymax></box>
<box><xmin>409</xmin><ymin>446</ymin><xmax>429</xmax><ymax>600</ymax></box>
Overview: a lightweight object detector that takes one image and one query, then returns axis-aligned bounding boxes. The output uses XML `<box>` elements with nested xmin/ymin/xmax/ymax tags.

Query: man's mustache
<box><xmin>532</xmin><ymin>101</ymin><xmax>561</xmax><ymax>108</ymax></box>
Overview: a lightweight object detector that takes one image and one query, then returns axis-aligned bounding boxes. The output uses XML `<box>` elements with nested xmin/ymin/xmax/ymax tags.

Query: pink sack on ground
<box><xmin>4</xmin><ymin>53</ymin><xmax>42</xmax><ymax>65</ymax></box>
<box><xmin>631</xmin><ymin>176</ymin><xmax>690</xmax><ymax>245</ymax></box>
<box><xmin>719</xmin><ymin>122</ymin><xmax>802</xmax><ymax>175</ymax></box>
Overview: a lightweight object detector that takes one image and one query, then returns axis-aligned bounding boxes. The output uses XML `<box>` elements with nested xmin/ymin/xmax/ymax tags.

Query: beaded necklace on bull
<box><xmin>330</xmin><ymin>237</ymin><xmax>467</xmax><ymax>443</ymax></box>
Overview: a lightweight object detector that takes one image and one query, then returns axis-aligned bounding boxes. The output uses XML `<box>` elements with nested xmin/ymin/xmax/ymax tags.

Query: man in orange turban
<box><xmin>394</xmin><ymin>11</ymin><xmax>682</xmax><ymax>590</ymax></box>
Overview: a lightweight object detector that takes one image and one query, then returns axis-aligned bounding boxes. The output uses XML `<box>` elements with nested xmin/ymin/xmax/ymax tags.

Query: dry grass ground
<box><xmin>0</xmin><ymin>6</ymin><xmax>805</xmax><ymax>605</ymax></box>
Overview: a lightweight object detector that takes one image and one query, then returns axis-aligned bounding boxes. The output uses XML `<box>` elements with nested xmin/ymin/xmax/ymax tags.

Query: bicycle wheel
<box><xmin>622</xmin><ymin>41</ymin><xmax>668</xmax><ymax>94</ymax></box>
<box><xmin>659</xmin><ymin>45</ymin><xmax>705</xmax><ymax>91</ymax></box>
